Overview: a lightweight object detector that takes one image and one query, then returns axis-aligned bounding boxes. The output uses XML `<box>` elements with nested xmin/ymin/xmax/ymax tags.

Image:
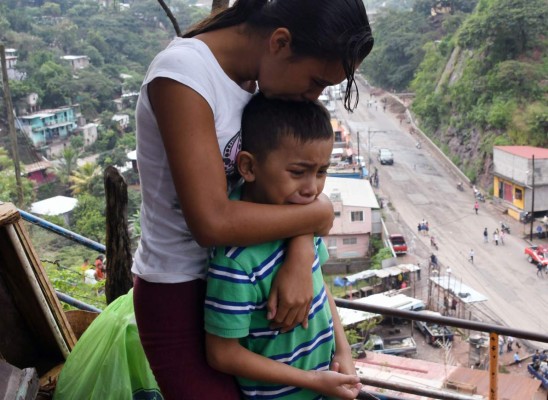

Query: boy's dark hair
<box><xmin>241</xmin><ymin>93</ymin><xmax>333</xmax><ymax>161</ymax></box>
<box><xmin>184</xmin><ymin>0</ymin><xmax>374</xmax><ymax>111</ymax></box>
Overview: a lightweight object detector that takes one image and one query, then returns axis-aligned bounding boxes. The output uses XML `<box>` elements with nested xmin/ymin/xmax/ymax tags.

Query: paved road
<box><xmin>334</xmin><ymin>80</ymin><xmax>548</xmax><ymax>349</ymax></box>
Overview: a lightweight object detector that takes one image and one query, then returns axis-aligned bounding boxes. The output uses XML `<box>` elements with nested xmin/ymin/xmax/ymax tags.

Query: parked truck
<box><xmin>367</xmin><ymin>334</ymin><xmax>417</xmax><ymax>356</ymax></box>
<box><xmin>415</xmin><ymin>311</ymin><xmax>454</xmax><ymax>345</ymax></box>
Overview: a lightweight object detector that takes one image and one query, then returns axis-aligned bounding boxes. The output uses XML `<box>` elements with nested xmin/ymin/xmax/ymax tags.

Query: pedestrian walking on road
<box><xmin>500</xmin><ymin>229</ymin><xmax>505</xmax><ymax>245</ymax></box>
<box><xmin>430</xmin><ymin>253</ymin><xmax>439</xmax><ymax>270</ymax></box>
<box><xmin>474</xmin><ymin>201</ymin><xmax>479</xmax><ymax>215</ymax></box>
<box><xmin>513</xmin><ymin>352</ymin><xmax>521</xmax><ymax>367</ymax></box>
<box><xmin>468</xmin><ymin>249</ymin><xmax>474</xmax><ymax>264</ymax></box>
<box><xmin>493</xmin><ymin>230</ymin><xmax>499</xmax><ymax>246</ymax></box>
<box><xmin>537</xmin><ymin>262</ymin><xmax>545</xmax><ymax>278</ymax></box>
<box><xmin>507</xmin><ymin>336</ymin><xmax>514</xmax><ymax>352</ymax></box>
<box><xmin>483</xmin><ymin>228</ymin><xmax>488</xmax><ymax>243</ymax></box>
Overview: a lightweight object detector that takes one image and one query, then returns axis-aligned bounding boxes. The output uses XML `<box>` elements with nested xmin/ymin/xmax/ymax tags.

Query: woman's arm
<box><xmin>206</xmin><ymin>334</ymin><xmax>361</xmax><ymax>399</ymax></box>
<box><xmin>148</xmin><ymin>78</ymin><xmax>333</xmax><ymax>247</ymax></box>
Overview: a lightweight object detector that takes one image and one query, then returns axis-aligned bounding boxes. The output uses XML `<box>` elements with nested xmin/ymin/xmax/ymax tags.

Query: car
<box><xmin>377</xmin><ymin>148</ymin><xmax>394</xmax><ymax>165</ymax></box>
<box><xmin>524</xmin><ymin>244</ymin><xmax>548</xmax><ymax>265</ymax></box>
<box><xmin>389</xmin><ymin>234</ymin><xmax>407</xmax><ymax>255</ymax></box>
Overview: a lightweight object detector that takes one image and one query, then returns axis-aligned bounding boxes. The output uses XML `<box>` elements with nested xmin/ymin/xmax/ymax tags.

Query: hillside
<box><xmin>363</xmin><ymin>0</ymin><xmax>548</xmax><ymax>190</ymax></box>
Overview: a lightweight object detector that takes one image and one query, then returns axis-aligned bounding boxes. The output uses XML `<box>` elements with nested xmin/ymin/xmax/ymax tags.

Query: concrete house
<box><xmin>61</xmin><ymin>55</ymin><xmax>90</xmax><ymax>71</ymax></box>
<box><xmin>17</xmin><ymin>106</ymin><xmax>78</xmax><ymax>151</ymax></box>
<box><xmin>322</xmin><ymin>177</ymin><xmax>380</xmax><ymax>260</ymax></box>
<box><xmin>492</xmin><ymin>146</ymin><xmax>548</xmax><ymax>220</ymax></box>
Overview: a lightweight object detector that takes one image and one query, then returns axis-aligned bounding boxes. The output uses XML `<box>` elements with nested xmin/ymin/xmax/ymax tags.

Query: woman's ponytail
<box><xmin>183</xmin><ymin>0</ymin><xmax>268</xmax><ymax>38</ymax></box>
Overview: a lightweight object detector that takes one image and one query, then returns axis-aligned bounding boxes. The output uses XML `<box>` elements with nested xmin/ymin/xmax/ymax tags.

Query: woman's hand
<box><xmin>267</xmin><ymin>235</ymin><xmax>314</xmax><ymax>331</ymax></box>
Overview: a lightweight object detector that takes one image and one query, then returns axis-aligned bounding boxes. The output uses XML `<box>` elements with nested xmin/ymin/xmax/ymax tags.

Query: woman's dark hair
<box><xmin>184</xmin><ymin>0</ymin><xmax>374</xmax><ymax>111</ymax></box>
<box><xmin>241</xmin><ymin>93</ymin><xmax>333</xmax><ymax>161</ymax></box>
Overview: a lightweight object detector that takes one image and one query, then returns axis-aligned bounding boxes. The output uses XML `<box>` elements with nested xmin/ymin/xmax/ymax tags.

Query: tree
<box><xmin>72</xmin><ymin>194</ymin><xmax>106</xmax><ymax>243</ymax></box>
<box><xmin>42</xmin><ymin>2</ymin><xmax>62</xmax><ymax>17</ymax></box>
<box><xmin>55</xmin><ymin>146</ymin><xmax>81</xmax><ymax>190</ymax></box>
<box><xmin>364</xmin><ymin>10</ymin><xmax>432</xmax><ymax>91</ymax></box>
<box><xmin>69</xmin><ymin>162</ymin><xmax>102</xmax><ymax>195</ymax></box>
<box><xmin>0</xmin><ymin>147</ymin><xmax>34</xmax><ymax>206</ymax></box>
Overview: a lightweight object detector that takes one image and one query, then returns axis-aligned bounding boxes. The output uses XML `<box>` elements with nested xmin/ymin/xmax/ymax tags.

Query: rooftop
<box><xmin>494</xmin><ymin>146</ymin><xmax>548</xmax><ymax>160</ymax></box>
<box><xmin>323</xmin><ymin>176</ymin><xmax>380</xmax><ymax>209</ymax></box>
<box><xmin>30</xmin><ymin>196</ymin><xmax>78</xmax><ymax>216</ymax></box>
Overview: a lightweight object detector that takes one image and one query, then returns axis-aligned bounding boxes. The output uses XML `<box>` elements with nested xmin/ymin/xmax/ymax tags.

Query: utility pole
<box><xmin>368</xmin><ymin>128</ymin><xmax>371</xmax><ymax>172</ymax></box>
<box><xmin>1</xmin><ymin>44</ymin><xmax>24</xmax><ymax>206</ymax></box>
<box><xmin>529</xmin><ymin>154</ymin><xmax>535</xmax><ymax>241</ymax></box>
<box><xmin>356</xmin><ymin>131</ymin><xmax>360</xmax><ymax>165</ymax></box>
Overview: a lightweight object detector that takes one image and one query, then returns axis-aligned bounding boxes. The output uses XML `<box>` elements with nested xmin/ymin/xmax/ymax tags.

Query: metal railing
<box><xmin>19</xmin><ymin>209</ymin><xmax>548</xmax><ymax>400</ymax></box>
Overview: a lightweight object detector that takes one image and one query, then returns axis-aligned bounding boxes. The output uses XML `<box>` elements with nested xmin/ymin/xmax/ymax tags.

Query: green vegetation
<box><xmin>365</xmin><ymin>0</ymin><xmax>547</xmax><ymax>183</ymax></box>
<box><xmin>0</xmin><ymin>0</ymin><xmax>207</xmax><ymax>117</ymax></box>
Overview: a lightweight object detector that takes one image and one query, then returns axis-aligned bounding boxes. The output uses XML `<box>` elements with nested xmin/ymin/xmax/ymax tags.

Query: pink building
<box><xmin>323</xmin><ymin>177</ymin><xmax>380</xmax><ymax>259</ymax></box>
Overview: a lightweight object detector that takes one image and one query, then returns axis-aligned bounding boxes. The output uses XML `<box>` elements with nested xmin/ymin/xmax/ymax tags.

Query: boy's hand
<box><xmin>311</xmin><ymin>370</ymin><xmax>361</xmax><ymax>399</ymax></box>
<box><xmin>331</xmin><ymin>350</ymin><xmax>357</xmax><ymax>377</ymax></box>
<box><xmin>267</xmin><ymin>235</ymin><xmax>314</xmax><ymax>332</ymax></box>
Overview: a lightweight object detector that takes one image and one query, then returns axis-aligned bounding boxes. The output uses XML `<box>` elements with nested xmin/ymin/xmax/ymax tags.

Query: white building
<box><xmin>322</xmin><ymin>177</ymin><xmax>380</xmax><ymax>259</ymax></box>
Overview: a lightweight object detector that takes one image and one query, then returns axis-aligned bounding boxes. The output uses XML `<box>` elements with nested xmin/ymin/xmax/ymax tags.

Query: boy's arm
<box><xmin>325</xmin><ymin>283</ymin><xmax>356</xmax><ymax>376</ymax></box>
<box><xmin>268</xmin><ymin>234</ymin><xmax>315</xmax><ymax>331</ymax></box>
<box><xmin>206</xmin><ymin>333</ymin><xmax>360</xmax><ymax>399</ymax></box>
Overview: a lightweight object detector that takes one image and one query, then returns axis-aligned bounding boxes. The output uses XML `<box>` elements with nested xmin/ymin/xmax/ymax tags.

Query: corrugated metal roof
<box><xmin>430</xmin><ymin>276</ymin><xmax>488</xmax><ymax>304</ymax></box>
<box><xmin>30</xmin><ymin>196</ymin><xmax>78</xmax><ymax>216</ymax></box>
<box><xmin>494</xmin><ymin>146</ymin><xmax>548</xmax><ymax>159</ymax></box>
<box><xmin>24</xmin><ymin>160</ymin><xmax>52</xmax><ymax>174</ymax></box>
<box><xmin>355</xmin><ymin>353</ymin><xmax>542</xmax><ymax>399</ymax></box>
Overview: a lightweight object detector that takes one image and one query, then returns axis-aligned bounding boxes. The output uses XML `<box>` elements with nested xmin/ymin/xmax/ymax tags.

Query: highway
<box><xmin>334</xmin><ymin>79</ymin><xmax>548</xmax><ymax>349</ymax></box>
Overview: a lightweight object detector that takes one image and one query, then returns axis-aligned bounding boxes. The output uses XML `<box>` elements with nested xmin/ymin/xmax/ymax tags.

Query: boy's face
<box><xmin>240</xmin><ymin>135</ymin><xmax>333</xmax><ymax>205</ymax></box>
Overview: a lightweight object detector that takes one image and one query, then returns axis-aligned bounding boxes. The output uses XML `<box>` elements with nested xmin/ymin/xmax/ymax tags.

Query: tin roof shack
<box><xmin>492</xmin><ymin>146</ymin><xmax>548</xmax><ymax>221</ymax></box>
<box><xmin>0</xmin><ymin>202</ymin><xmax>77</xmax><ymax>397</ymax></box>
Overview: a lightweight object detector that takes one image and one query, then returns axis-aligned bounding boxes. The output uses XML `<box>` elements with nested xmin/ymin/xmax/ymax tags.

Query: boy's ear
<box><xmin>269</xmin><ymin>28</ymin><xmax>292</xmax><ymax>56</ymax></box>
<box><xmin>237</xmin><ymin>151</ymin><xmax>257</xmax><ymax>182</ymax></box>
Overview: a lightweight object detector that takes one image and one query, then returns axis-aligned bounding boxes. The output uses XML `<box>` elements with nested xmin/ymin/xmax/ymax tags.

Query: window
<box><xmin>351</xmin><ymin>211</ymin><xmax>363</xmax><ymax>222</ymax></box>
<box><xmin>343</xmin><ymin>237</ymin><xmax>357</xmax><ymax>245</ymax></box>
<box><xmin>515</xmin><ymin>188</ymin><xmax>523</xmax><ymax>200</ymax></box>
<box><xmin>334</xmin><ymin>211</ymin><xmax>341</xmax><ymax>218</ymax></box>
<box><xmin>327</xmin><ymin>238</ymin><xmax>337</xmax><ymax>248</ymax></box>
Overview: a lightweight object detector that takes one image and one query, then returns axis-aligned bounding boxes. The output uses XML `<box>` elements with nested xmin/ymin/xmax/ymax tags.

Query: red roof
<box><xmin>495</xmin><ymin>146</ymin><xmax>548</xmax><ymax>159</ymax></box>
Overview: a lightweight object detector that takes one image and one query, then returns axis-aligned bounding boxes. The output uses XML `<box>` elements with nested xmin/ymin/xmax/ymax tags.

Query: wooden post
<box><xmin>103</xmin><ymin>166</ymin><xmax>133</xmax><ymax>305</ymax></box>
<box><xmin>488</xmin><ymin>332</ymin><xmax>499</xmax><ymax>400</ymax></box>
<box><xmin>0</xmin><ymin>44</ymin><xmax>24</xmax><ymax>206</ymax></box>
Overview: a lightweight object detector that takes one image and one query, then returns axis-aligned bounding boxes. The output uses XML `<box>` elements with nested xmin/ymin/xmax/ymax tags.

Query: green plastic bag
<box><xmin>54</xmin><ymin>289</ymin><xmax>163</xmax><ymax>400</ymax></box>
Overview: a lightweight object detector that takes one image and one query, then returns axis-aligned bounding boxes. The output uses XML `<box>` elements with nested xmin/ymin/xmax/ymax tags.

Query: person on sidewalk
<box><xmin>473</xmin><ymin>201</ymin><xmax>479</xmax><ymax>215</ymax></box>
<box><xmin>513</xmin><ymin>352</ymin><xmax>521</xmax><ymax>367</ymax></box>
<box><xmin>483</xmin><ymin>228</ymin><xmax>488</xmax><ymax>243</ymax></box>
<box><xmin>537</xmin><ymin>262</ymin><xmax>545</xmax><ymax>278</ymax></box>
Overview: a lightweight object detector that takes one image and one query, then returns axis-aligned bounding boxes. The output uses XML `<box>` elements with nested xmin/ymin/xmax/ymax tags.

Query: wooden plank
<box><xmin>12</xmin><ymin>221</ymin><xmax>77</xmax><ymax>349</ymax></box>
<box><xmin>0</xmin><ymin>201</ymin><xmax>76</xmax><ymax>377</ymax></box>
<box><xmin>0</xmin><ymin>201</ymin><xmax>20</xmax><ymax>227</ymax></box>
<box><xmin>0</xmin><ymin>226</ymin><xmax>60</xmax><ymax>371</ymax></box>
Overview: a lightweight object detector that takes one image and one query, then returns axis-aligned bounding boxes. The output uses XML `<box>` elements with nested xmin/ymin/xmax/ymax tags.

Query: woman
<box><xmin>132</xmin><ymin>0</ymin><xmax>374</xmax><ymax>398</ymax></box>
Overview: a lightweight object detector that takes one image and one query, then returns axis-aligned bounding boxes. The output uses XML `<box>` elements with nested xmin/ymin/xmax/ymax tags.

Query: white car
<box><xmin>377</xmin><ymin>148</ymin><xmax>394</xmax><ymax>165</ymax></box>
